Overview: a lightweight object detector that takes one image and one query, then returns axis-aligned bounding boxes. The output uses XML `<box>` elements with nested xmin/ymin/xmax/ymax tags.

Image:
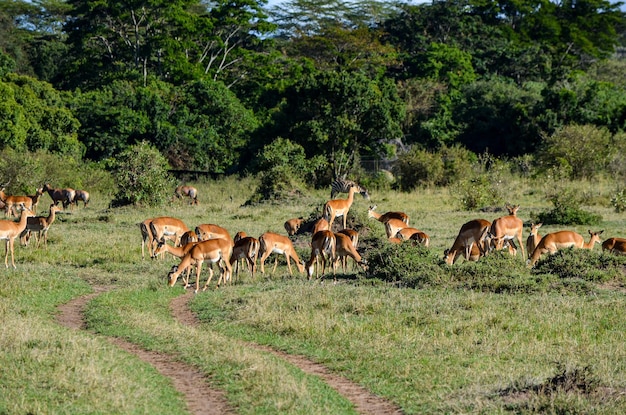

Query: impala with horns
<box><xmin>323</xmin><ymin>184</ymin><xmax>358</xmax><ymax>230</ymax></box>
<box><xmin>367</xmin><ymin>205</ymin><xmax>409</xmax><ymax>226</ymax></box>
<box><xmin>444</xmin><ymin>219</ymin><xmax>491</xmax><ymax>264</ymax></box>
<box><xmin>258</xmin><ymin>232</ymin><xmax>304</xmax><ymax>275</ymax></box>
<box><xmin>167</xmin><ymin>238</ymin><xmax>233</xmax><ymax>292</ymax></box>
<box><xmin>528</xmin><ymin>230</ymin><xmax>604</xmax><ymax>267</ymax></box>
<box><xmin>488</xmin><ymin>204</ymin><xmax>525</xmax><ymax>258</ymax></box>
<box><xmin>305</xmin><ymin>230</ymin><xmax>336</xmax><ymax>280</ymax></box>
<box><xmin>0</xmin><ymin>204</ymin><xmax>34</xmax><ymax>268</ymax></box>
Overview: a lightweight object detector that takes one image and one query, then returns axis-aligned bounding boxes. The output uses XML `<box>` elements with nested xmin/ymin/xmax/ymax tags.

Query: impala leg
<box><xmin>9</xmin><ymin>238</ymin><xmax>15</xmax><ymax>269</ymax></box>
<box><xmin>4</xmin><ymin>240</ymin><xmax>9</xmax><ymax>268</ymax></box>
<box><xmin>195</xmin><ymin>261</ymin><xmax>204</xmax><ymax>294</ymax></box>
<box><xmin>272</xmin><ymin>255</ymin><xmax>279</xmax><ymax>274</ymax></box>
<box><xmin>285</xmin><ymin>254</ymin><xmax>293</xmax><ymax>275</ymax></box>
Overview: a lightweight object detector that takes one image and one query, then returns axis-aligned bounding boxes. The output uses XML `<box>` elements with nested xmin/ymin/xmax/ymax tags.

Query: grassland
<box><xmin>1</xmin><ymin>176</ymin><xmax>625</xmax><ymax>414</ymax></box>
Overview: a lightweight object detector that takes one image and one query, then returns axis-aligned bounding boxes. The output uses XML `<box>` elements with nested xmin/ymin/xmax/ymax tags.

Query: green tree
<box><xmin>110</xmin><ymin>141</ymin><xmax>175</xmax><ymax>207</ymax></box>
<box><xmin>275</xmin><ymin>71</ymin><xmax>404</xmax><ymax>176</ymax></box>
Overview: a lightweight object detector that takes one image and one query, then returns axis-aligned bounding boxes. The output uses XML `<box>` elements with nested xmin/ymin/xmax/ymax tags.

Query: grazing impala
<box><xmin>312</xmin><ymin>218</ymin><xmax>330</xmax><ymax>234</ymax></box>
<box><xmin>323</xmin><ymin>184</ymin><xmax>358</xmax><ymax>230</ymax></box>
<box><xmin>444</xmin><ymin>219</ymin><xmax>491</xmax><ymax>264</ymax></box>
<box><xmin>526</xmin><ymin>223</ymin><xmax>543</xmax><ymax>259</ymax></box>
<box><xmin>284</xmin><ymin>217</ymin><xmax>305</xmax><ymax>236</ymax></box>
<box><xmin>397</xmin><ymin>228</ymin><xmax>430</xmax><ymax>247</ymax></box>
<box><xmin>152</xmin><ymin>239</ymin><xmax>198</xmax><ymax>286</ymax></box>
<box><xmin>195</xmin><ymin>223</ymin><xmax>232</xmax><ymax>242</ymax></box>
<box><xmin>20</xmin><ymin>204</ymin><xmax>62</xmax><ymax>248</ymax></box>
<box><xmin>333</xmin><ymin>232</ymin><xmax>366</xmax><ymax>274</ymax></box>
<box><xmin>167</xmin><ymin>238</ymin><xmax>233</xmax><ymax>292</ymax></box>
<box><xmin>0</xmin><ymin>205</ymin><xmax>34</xmax><ymax>268</ymax></box>
<box><xmin>528</xmin><ymin>230</ymin><xmax>604</xmax><ymax>267</ymax></box>
<box><xmin>367</xmin><ymin>205</ymin><xmax>410</xmax><ymax>225</ymax></box>
<box><xmin>150</xmin><ymin>217</ymin><xmax>190</xmax><ymax>247</ymax></box>
<box><xmin>230</xmin><ymin>236</ymin><xmax>260</xmax><ymax>279</ymax></box>
<box><xmin>306</xmin><ymin>230</ymin><xmax>336</xmax><ymax>279</ymax></box>
<box><xmin>258</xmin><ymin>232</ymin><xmax>304</xmax><ymax>275</ymax></box>
<box><xmin>174</xmin><ymin>185</ymin><xmax>199</xmax><ymax>205</ymax></box>
<box><xmin>602</xmin><ymin>237</ymin><xmax>626</xmax><ymax>255</ymax></box>
<box><xmin>384</xmin><ymin>218</ymin><xmax>409</xmax><ymax>239</ymax></box>
<box><xmin>337</xmin><ymin>228</ymin><xmax>359</xmax><ymax>270</ymax></box>
<box><xmin>489</xmin><ymin>204</ymin><xmax>525</xmax><ymax>258</ymax></box>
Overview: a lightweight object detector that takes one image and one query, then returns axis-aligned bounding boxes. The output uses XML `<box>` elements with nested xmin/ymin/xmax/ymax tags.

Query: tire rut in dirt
<box><xmin>171</xmin><ymin>291</ymin><xmax>403</xmax><ymax>415</ymax></box>
<box><xmin>55</xmin><ymin>287</ymin><xmax>234</xmax><ymax>415</ymax></box>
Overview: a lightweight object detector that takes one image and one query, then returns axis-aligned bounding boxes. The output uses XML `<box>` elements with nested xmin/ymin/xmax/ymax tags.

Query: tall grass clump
<box><xmin>531</xmin><ymin>249</ymin><xmax>626</xmax><ymax>285</ymax></box>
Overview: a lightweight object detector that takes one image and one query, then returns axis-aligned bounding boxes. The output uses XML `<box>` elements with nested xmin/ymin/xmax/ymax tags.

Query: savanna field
<box><xmin>1</xmin><ymin>176</ymin><xmax>625</xmax><ymax>414</ymax></box>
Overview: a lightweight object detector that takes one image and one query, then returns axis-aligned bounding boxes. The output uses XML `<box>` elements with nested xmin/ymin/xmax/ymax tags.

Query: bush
<box><xmin>534</xmin><ymin>189</ymin><xmax>602</xmax><ymax>225</ymax></box>
<box><xmin>451</xmin><ymin>153</ymin><xmax>510</xmax><ymax>210</ymax></box>
<box><xmin>539</xmin><ymin>124</ymin><xmax>612</xmax><ymax>180</ymax></box>
<box><xmin>393</xmin><ymin>147</ymin><xmax>444</xmax><ymax>190</ymax></box>
<box><xmin>610</xmin><ymin>188</ymin><xmax>626</xmax><ymax>213</ymax></box>
<box><xmin>110</xmin><ymin>142</ymin><xmax>175</xmax><ymax>207</ymax></box>
<box><xmin>531</xmin><ymin>249</ymin><xmax>626</xmax><ymax>285</ymax></box>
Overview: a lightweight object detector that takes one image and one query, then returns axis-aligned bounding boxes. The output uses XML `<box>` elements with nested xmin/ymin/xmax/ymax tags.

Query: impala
<box><xmin>150</xmin><ymin>217</ymin><xmax>190</xmax><ymax>248</ymax></box>
<box><xmin>526</xmin><ymin>223</ymin><xmax>543</xmax><ymax>259</ymax></box>
<box><xmin>138</xmin><ymin>219</ymin><xmax>156</xmax><ymax>260</ymax></box>
<box><xmin>337</xmin><ymin>228</ymin><xmax>359</xmax><ymax>270</ymax></box>
<box><xmin>323</xmin><ymin>184</ymin><xmax>358</xmax><ymax>230</ymax></box>
<box><xmin>0</xmin><ymin>185</ymin><xmax>36</xmax><ymax>217</ymax></box>
<box><xmin>284</xmin><ymin>217</ymin><xmax>305</xmax><ymax>236</ymax></box>
<box><xmin>73</xmin><ymin>189</ymin><xmax>90</xmax><ymax>208</ymax></box>
<box><xmin>180</xmin><ymin>230</ymin><xmax>198</xmax><ymax>246</ymax></box>
<box><xmin>230</xmin><ymin>236</ymin><xmax>260</xmax><ymax>279</ymax></box>
<box><xmin>384</xmin><ymin>218</ymin><xmax>409</xmax><ymax>239</ymax></box>
<box><xmin>195</xmin><ymin>223</ymin><xmax>232</xmax><ymax>242</ymax></box>
<box><xmin>152</xmin><ymin>239</ymin><xmax>198</xmax><ymax>287</ymax></box>
<box><xmin>367</xmin><ymin>205</ymin><xmax>410</xmax><ymax>225</ymax></box>
<box><xmin>528</xmin><ymin>230</ymin><xmax>604</xmax><ymax>267</ymax></box>
<box><xmin>167</xmin><ymin>238</ymin><xmax>233</xmax><ymax>292</ymax></box>
<box><xmin>20</xmin><ymin>204</ymin><xmax>62</xmax><ymax>248</ymax></box>
<box><xmin>333</xmin><ymin>232</ymin><xmax>366</xmax><ymax>274</ymax></box>
<box><xmin>312</xmin><ymin>218</ymin><xmax>330</xmax><ymax>234</ymax></box>
<box><xmin>174</xmin><ymin>185</ymin><xmax>199</xmax><ymax>205</ymax></box>
<box><xmin>444</xmin><ymin>219</ymin><xmax>491</xmax><ymax>265</ymax></box>
<box><xmin>602</xmin><ymin>237</ymin><xmax>626</xmax><ymax>255</ymax></box>
<box><xmin>0</xmin><ymin>205</ymin><xmax>34</xmax><ymax>268</ymax></box>
<box><xmin>42</xmin><ymin>183</ymin><xmax>75</xmax><ymax>209</ymax></box>
<box><xmin>397</xmin><ymin>228</ymin><xmax>430</xmax><ymax>247</ymax></box>
<box><xmin>258</xmin><ymin>232</ymin><xmax>304</xmax><ymax>275</ymax></box>
<box><xmin>305</xmin><ymin>230</ymin><xmax>336</xmax><ymax>279</ymax></box>
<box><xmin>488</xmin><ymin>204</ymin><xmax>525</xmax><ymax>258</ymax></box>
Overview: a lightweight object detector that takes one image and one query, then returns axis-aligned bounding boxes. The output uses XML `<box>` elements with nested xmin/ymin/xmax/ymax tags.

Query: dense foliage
<box><xmin>1</xmin><ymin>0</ymin><xmax>626</xmax><ymax>203</ymax></box>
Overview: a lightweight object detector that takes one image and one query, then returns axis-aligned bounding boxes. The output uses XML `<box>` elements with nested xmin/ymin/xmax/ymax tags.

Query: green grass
<box><xmin>2</xmin><ymin>175</ymin><xmax>626</xmax><ymax>414</ymax></box>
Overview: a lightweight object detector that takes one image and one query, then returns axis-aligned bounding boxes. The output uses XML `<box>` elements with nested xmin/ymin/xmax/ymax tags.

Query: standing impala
<box><xmin>444</xmin><ymin>219</ymin><xmax>491</xmax><ymax>264</ymax></box>
<box><xmin>528</xmin><ymin>230</ymin><xmax>604</xmax><ymax>267</ymax></box>
<box><xmin>305</xmin><ymin>230</ymin><xmax>336</xmax><ymax>279</ymax></box>
<box><xmin>167</xmin><ymin>238</ymin><xmax>233</xmax><ymax>292</ymax></box>
<box><xmin>258</xmin><ymin>232</ymin><xmax>304</xmax><ymax>275</ymax></box>
<box><xmin>0</xmin><ymin>204</ymin><xmax>34</xmax><ymax>268</ymax></box>
<box><xmin>488</xmin><ymin>204</ymin><xmax>525</xmax><ymax>258</ymax></box>
<box><xmin>526</xmin><ymin>223</ymin><xmax>543</xmax><ymax>259</ymax></box>
<box><xmin>230</xmin><ymin>236</ymin><xmax>260</xmax><ymax>279</ymax></box>
<box><xmin>20</xmin><ymin>204</ymin><xmax>62</xmax><ymax>248</ymax></box>
<box><xmin>323</xmin><ymin>184</ymin><xmax>358</xmax><ymax>230</ymax></box>
<box><xmin>150</xmin><ymin>217</ymin><xmax>190</xmax><ymax>247</ymax></box>
<box><xmin>0</xmin><ymin>185</ymin><xmax>37</xmax><ymax>217</ymax></box>
<box><xmin>333</xmin><ymin>232</ymin><xmax>366</xmax><ymax>274</ymax></box>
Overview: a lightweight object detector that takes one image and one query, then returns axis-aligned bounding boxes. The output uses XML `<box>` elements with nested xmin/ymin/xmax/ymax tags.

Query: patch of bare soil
<box><xmin>171</xmin><ymin>292</ymin><xmax>403</xmax><ymax>415</ymax></box>
<box><xmin>56</xmin><ymin>287</ymin><xmax>234</xmax><ymax>415</ymax></box>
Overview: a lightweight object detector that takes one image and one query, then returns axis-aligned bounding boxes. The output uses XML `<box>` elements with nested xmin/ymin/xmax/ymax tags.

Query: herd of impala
<box><xmin>0</xmin><ymin>180</ymin><xmax>620</xmax><ymax>281</ymax></box>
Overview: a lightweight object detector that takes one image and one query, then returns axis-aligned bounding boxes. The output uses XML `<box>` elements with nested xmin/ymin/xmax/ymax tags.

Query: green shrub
<box><xmin>364</xmin><ymin>243</ymin><xmax>447</xmax><ymax>288</ymax></box>
<box><xmin>393</xmin><ymin>147</ymin><xmax>444</xmax><ymax>190</ymax></box>
<box><xmin>532</xmin><ymin>249</ymin><xmax>626</xmax><ymax>284</ymax></box>
<box><xmin>610</xmin><ymin>188</ymin><xmax>626</xmax><ymax>213</ymax></box>
<box><xmin>534</xmin><ymin>189</ymin><xmax>602</xmax><ymax>225</ymax></box>
<box><xmin>451</xmin><ymin>152</ymin><xmax>510</xmax><ymax>210</ymax></box>
<box><xmin>110</xmin><ymin>141</ymin><xmax>175</xmax><ymax>207</ymax></box>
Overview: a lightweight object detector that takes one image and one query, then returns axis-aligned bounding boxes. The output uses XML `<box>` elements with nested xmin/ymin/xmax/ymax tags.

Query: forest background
<box><xmin>2</xmin><ymin>0</ymin><xmax>626</xmax><ymax>204</ymax></box>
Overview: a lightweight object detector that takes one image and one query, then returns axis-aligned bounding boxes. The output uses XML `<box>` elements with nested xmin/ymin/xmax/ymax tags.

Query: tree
<box><xmin>275</xmin><ymin>71</ymin><xmax>404</xmax><ymax>176</ymax></box>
